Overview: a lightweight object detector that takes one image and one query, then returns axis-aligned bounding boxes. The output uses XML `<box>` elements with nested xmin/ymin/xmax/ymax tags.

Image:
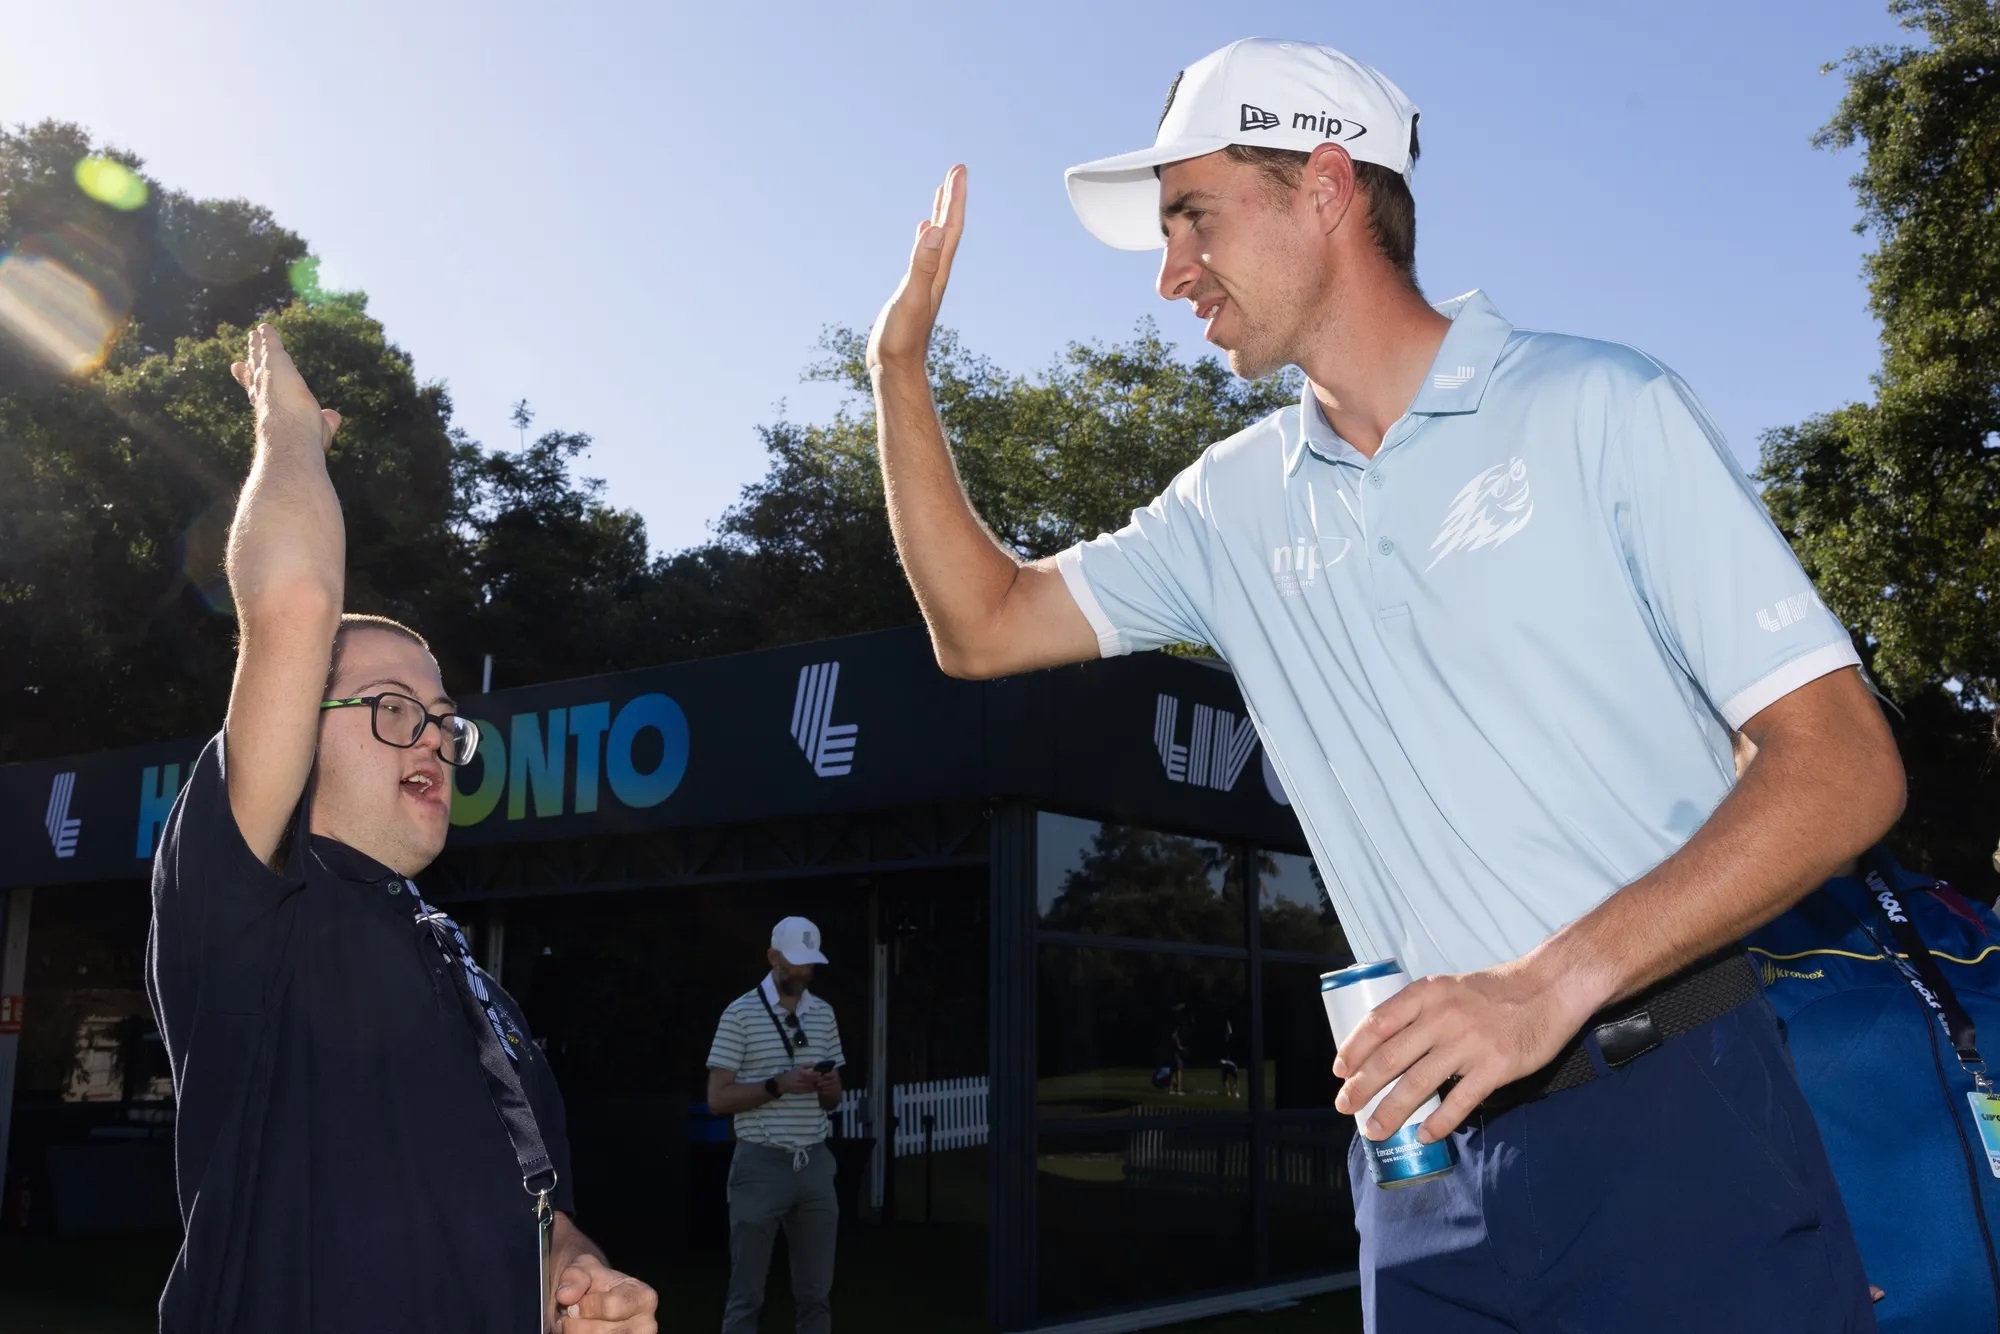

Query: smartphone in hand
<box><xmin>813</xmin><ymin>1059</ymin><xmax>837</xmax><ymax>1074</ymax></box>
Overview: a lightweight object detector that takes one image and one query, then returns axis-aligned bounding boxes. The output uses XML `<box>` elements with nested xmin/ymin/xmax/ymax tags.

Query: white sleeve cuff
<box><xmin>1056</xmin><ymin>546</ymin><xmax>1126</xmax><ymax>659</ymax></box>
<box><xmin>1718</xmin><ymin>639</ymin><xmax>1863</xmax><ymax>729</ymax></box>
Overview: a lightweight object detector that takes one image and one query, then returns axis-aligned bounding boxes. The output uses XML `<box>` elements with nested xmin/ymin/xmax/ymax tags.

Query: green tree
<box><xmin>0</xmin><ymin>120</ymin><xmax>309</xmax><ymax>384</ymax></box>
<box><xmin>0</xmin><ymin>116</ymin><xmax>1307</xmax><ymax>763</ymax></box>
<box><xmin>448</xmin><ymin>412</ymin><xmax>660</xmax><ymax>690</ymax></box>
<box><xmin>1757</xmin><ymin>0</ymin><xmax>2000</xmax><ymax>885</ymax></box>
<box><xmin>691</xmin><ymin>323</ymin><xmax>1298</xmax><ymax>652</ymax></box>
<box><xmin>0</xmin><ymin>302</ymin><xmax>466</xmax><ymax>760</ymax></box>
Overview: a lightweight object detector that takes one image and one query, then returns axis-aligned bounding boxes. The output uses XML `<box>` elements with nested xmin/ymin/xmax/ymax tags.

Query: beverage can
<box><xmin>1320</xmin><ymin>959</ymin><xmax>1458</xmax><ymax>1188</ymax></box>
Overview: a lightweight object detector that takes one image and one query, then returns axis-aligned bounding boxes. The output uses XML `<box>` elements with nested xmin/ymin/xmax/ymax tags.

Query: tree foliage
<box><xmin>0</xmin><ymin>121</ymin><xmax>308</xmax><ymax>385</ymax></box>
<box><xmin>0</xmin><ymin>303</ymin><xmax>462</xmax><ymax>757</ymax></box>
<box><xmin>697</xmin><ymin>324</ymin><xmax>1296</xmax><ymax>653</ymax></box>
<box><xmin>0</xmin><ymin>113</ymin><xmax>1293</xmax><ymax>761</ymax></box>
<box><xmin>1757</xmin><ymin>0</ymin><xmax>2000</xmax><ymax>883</ymax></box>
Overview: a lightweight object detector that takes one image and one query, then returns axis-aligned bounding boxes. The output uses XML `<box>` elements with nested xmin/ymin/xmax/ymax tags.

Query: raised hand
<box><xmin>218</xmin><ymin>323</ymin><xmax>349</xmax><ymax>868</ymax></box>
<box><xmin>230</xmin><ymin>324</ymin><xmax>341</xmax><ymax>453</ymax></box>
<box><xmin>866</xmin><ymin>164</ymin><xmax>966</xmax><ymax>375</ymax></box>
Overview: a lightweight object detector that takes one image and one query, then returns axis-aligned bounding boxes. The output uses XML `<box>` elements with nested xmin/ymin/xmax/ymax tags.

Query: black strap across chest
<box><xmin>407</xmin><ymin>878</ymin><xmax>558</xmax><ymax>1197</ymax></box>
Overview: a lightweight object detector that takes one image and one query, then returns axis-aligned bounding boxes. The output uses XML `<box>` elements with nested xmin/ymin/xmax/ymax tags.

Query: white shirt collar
<box><xmin>761</xmin><ymin>972</ymin><xmax>818</xmax><ymax>1014</ymax></box>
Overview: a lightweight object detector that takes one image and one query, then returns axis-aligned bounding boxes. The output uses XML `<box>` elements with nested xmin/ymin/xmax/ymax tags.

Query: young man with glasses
<box><xmin>144</xmin><ymin>326</ymin><xmax>657</xmax><ymax>1334</ymax></box>
<box><xmin>705</xmin><ymin>916</ymin><xmax>846</xmax><ymax>1334</ymax></box>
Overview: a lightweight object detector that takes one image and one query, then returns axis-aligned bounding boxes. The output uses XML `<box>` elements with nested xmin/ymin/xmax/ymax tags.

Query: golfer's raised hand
<box><xmin>866</xmin><ymin>164</ymin><xmax>966</xmax><ymax>374</ymax></box>
<box><xmin>230</xmin><ymin>324</ymin><xmax>341</xmax><ymax>452</ymax></box>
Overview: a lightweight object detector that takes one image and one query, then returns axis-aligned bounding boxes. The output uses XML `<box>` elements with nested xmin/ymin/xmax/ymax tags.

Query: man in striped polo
<box><xmin>706</xmin><ymin>917</ymin><xmax>848</xmax><ymax>1334</ymax></box>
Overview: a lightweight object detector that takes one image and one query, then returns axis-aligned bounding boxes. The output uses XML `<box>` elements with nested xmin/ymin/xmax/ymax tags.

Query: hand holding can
<box><xmin>1321</xmin><ymin>959</ymin><xmax>1458</xmax><ymax>1188</ymax></box>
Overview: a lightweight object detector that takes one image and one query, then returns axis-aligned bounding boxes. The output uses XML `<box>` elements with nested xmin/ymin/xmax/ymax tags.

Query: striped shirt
<box><xmin>706</xmin><ymin>976</ymin><xmax>846</xmax><ymax>1149</ymax></box>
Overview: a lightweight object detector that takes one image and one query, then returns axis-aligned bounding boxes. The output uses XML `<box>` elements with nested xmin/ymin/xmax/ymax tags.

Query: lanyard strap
<box><xmin>758</xmin><ymin>988</ymin><xmax>799</xmax><ymax>1062</ymax></box>
<box><xmin>1859</xmin><ymin>852</ymin><xmax>1987</xmax><ymax>1087</ymax></box>
<box><xmin>407</xmin><ymin>879</ymin><xmax>559</xmax><ymax>1198</ymax></box>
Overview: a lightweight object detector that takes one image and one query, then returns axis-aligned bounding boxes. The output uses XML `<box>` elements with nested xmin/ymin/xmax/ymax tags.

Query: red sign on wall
<box><xmin>0</xmin><ymin>994</ymin><xmax>23</xmax><ymax>1035</ymax></box>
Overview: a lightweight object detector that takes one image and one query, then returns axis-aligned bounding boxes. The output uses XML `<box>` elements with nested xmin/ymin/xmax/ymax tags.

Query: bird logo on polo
<box><xmin>1427</xmin><ymin>457</ymin><xmax>1533</xmax><ymax>571</ymax></box>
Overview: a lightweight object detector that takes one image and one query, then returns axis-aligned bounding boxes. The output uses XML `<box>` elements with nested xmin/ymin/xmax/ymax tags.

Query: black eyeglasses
<box><xmin>786</xmin><ymin>1011</ymin><xmax>808</xmax><ymax>1048</ymax></box>
<box><xmin>320</xmin><ymin>693</ymin><xmax>480</xmax><ymax>767</ymax></box>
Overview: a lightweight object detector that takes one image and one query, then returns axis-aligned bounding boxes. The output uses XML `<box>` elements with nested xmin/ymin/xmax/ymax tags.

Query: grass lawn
<box><xmin>0</xmin><ymin>1227</ymin><xmax>1362</xmax><ymax>1333</ymax></box>
<box><xmin>1037</xmin><ymin>1065</ymin><xmax>1272</xmax><ymax>1117</ymax></box>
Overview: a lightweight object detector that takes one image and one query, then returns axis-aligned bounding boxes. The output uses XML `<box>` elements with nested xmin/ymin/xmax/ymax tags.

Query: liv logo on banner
<box><xmin>45</xmin><ymin>771</ymin><xmax>80</xmax><ymax>858</ymax></box>
<box><xmin>791</xmin><ymin>662</ymin><xmax>859</xmax><ymax>778</ymax></box>
<box><xmin>1153</xmin><ymin>695</ymin><xmax>1258</xmax><ymax>791</ymax></box>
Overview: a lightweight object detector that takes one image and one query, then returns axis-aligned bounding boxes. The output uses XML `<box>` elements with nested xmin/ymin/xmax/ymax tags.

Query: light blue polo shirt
<box><xmin>1056</xmin><ymin>290</ymin><xmax>1860</xmax><ymax>980</ymax></box>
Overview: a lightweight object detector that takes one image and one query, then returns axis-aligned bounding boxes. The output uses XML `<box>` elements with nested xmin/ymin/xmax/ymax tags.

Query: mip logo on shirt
<box><xmin>1270</xmin><ymin>537</ymin><xmax>1350</xmax><ymax>597</ymax></box>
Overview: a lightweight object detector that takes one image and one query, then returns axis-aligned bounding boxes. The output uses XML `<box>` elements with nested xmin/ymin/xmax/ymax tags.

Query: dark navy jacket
<box><xmin>1747</xmin><ymin>848</ymin><xmax>2000</xmax><ymax>1333</ymax></box>
<box><xmin>146</xmin><ymin>732</ymin><xmax>574</xmax><ymax>1333</ymax></box>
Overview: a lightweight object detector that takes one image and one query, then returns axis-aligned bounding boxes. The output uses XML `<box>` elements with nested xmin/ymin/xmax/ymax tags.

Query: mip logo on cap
<box><xmin>1067</xmin><ymin>38</ymin><xmax>1422</xmax><ymax>251</ymax></box>
<box><xmin>803</xmin><ymin>928</ymin><xmax>819</xmax><ymax>950</ymax></box>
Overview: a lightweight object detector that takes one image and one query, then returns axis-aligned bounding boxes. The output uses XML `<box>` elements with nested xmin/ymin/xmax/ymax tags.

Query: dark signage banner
<box><xmin>1009</xmin><ymin>653</ymin><xmax>1305</xmax><ymax>848</ymax></box>
<box><xmin>0</xmin><ymin>628</ymin><xmax>1303</xmax><ymax>890</ymax></box>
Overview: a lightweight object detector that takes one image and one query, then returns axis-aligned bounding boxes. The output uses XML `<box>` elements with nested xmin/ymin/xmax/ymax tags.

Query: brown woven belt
<box><xmin>1477</xmin><ymin>948</ymin><xmax>1761</xmax><ymax>1118</ymax></box>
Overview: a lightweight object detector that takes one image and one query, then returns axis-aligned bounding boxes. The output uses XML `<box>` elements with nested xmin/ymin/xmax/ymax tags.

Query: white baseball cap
<box><xmin>771</xmin><ymin>916</ymin><xmax>829</xmax><ymax>966</ymax></box>
<box><xmin>1065</xmin><ymin>38</ymin><xmax>1421</xmax><ymax>251</ymax></box>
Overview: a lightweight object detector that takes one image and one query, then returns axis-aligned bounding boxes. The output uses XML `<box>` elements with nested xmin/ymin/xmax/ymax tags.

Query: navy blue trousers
<box><xmin>1349</xmin><ymin>993</ymin><xmax>1878</xmax><ymax>1332</ymax></box>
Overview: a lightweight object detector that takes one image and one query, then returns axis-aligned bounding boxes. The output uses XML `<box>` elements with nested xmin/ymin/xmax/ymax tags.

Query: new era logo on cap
<box><xmin>1067</xmin><ymin>38</ymin><xmax>1421</xmax><ymax>251</ymax></box>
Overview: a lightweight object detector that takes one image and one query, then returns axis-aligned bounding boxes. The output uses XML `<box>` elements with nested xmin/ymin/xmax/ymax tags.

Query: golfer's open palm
<box><xmin>866</xmin><ymin>164</ymin><xmax>965</xmax><ymax>374</ymax></box>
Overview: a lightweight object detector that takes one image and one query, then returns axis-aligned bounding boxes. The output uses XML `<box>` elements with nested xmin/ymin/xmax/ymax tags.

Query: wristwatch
<box><xmin>763</xmin><ymin>1077</ymin><xmax>781</xmax><ymax>1099</ymax></box>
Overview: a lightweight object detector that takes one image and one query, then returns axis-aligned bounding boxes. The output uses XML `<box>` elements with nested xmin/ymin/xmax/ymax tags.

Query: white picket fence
<box><xmin>834</xmin><ymin>1076</ymin><xmax>989</xmax><ymax>1157</ymax></box>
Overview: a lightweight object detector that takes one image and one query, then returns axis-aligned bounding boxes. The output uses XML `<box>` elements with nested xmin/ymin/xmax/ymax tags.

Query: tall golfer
<box><xmin>867</xmin><ymin>38</ymin><xmax>1899</xmax><ymax>1332</ymax></box>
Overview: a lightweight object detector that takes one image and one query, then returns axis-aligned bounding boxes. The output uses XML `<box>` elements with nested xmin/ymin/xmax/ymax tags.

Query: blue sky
<box><xmin>4</xmin><ymin>0</ymin><xmax>1908</xmax><ymax>554</ymax></box>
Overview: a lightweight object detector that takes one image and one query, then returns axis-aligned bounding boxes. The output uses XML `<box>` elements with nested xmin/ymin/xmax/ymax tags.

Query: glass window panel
<box><xmin>20</xmin><ymin>885</ymin><xmax>168</xmax><ymax>1104</ymax></box>
<box><xmin>1261</xmin><ymin>961</ymin><xmax>1341</xmax><ymax>1112</ymax></box>
<box><xmin>1038</xmin><ymin>947</ymin><xmax>1247</xmax><ymax>1118</ymax></box>
<box><xmin>1036</xmin><ymin>813</ymin><xmax>1243</xmax><ymax>946</ymax></box>
<box><xmin>1037</xmin><ymin>1127</ymin><xmax>1253</xmax><ymax>1318</ymax></box>
<box><xmin>1257</xmin><ymin>851</ymin><xmax>1351</xmax><ymax>958</ymax></box>
<box><xmin>1263</xmin><ymin>1113</ymin><xmax>1362</xmax><ymax>1279</ymax></box>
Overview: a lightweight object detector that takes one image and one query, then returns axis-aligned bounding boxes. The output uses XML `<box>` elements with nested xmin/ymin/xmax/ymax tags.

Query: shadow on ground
<box><xmin>0</xmin><ymin>1227</ymin><xmax>1363</xmax><ymax>1333</ymax></box>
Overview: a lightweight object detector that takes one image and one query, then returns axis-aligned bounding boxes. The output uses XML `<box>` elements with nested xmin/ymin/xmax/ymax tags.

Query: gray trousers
<box><xmin>722</xmin><ymin>1140</ymin><xmax>839</xmax><ymax>1334</ymax></box>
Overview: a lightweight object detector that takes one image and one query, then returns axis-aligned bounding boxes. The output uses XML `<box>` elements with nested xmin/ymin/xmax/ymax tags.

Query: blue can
<box><xmin>1320</xmin><ymin>959</ymin><xmax>1459</xmax><ymax>1188</ymax></box>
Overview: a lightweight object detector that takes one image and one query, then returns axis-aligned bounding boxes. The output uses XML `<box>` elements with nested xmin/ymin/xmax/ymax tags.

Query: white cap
<box><xmin>771</xmin><ymin>916</ymin><xmax>829</xmax><ymax>966</ymax></box>
<box><xmin>1065</xmin><ymin>38</ymin><xmax>1421</xmax><ymax>251</ymax></box>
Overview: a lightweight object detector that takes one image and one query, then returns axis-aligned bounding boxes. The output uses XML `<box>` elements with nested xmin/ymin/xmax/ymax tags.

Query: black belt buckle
<box><xmin>1593</xmin><ymin>1009</ymin><xmax>1663</xmax><ymax>1068</ymax></box>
